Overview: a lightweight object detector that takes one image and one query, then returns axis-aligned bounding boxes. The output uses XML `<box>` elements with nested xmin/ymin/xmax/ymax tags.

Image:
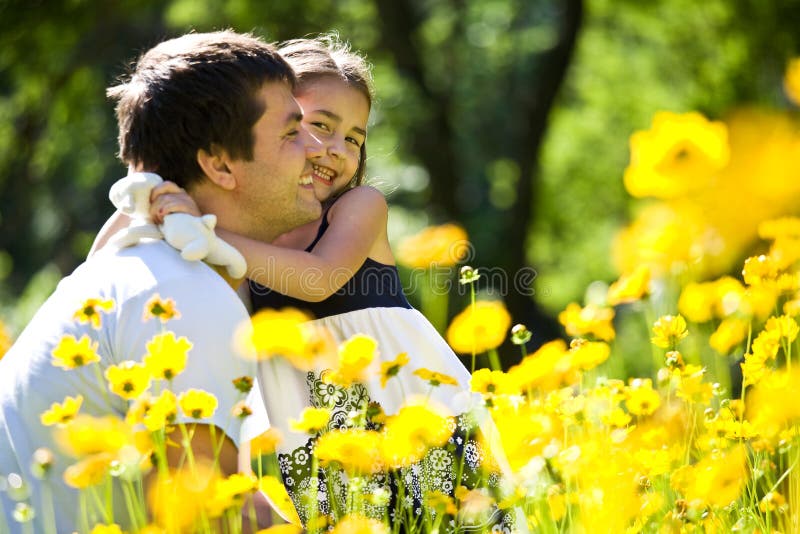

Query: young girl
<box><xmin>108</xmin><ymin>36</ymin><xmax>521</xmax><ymax>531</ymax></box>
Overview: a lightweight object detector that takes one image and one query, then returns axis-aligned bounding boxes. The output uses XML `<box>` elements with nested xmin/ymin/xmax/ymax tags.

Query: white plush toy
<box><xmin>108</xmin><ymin>171</ymin><xmax>247</xmax><ymax>279</ymax></box>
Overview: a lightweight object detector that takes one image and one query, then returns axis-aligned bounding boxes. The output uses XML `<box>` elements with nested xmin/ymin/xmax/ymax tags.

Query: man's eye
<box><xmin>285</xmin><ymin>129</ymin><xmax>299</xmax><ymax>138</ymax></box>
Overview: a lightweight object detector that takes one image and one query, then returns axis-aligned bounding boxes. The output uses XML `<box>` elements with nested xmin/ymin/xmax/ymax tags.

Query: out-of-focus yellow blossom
<box><xmin>764</xmin><ymin>314</ymin><xmax>800</xmax><ymax>342</ymax></box>
<box><xmin>425</xmin><ymin>490</ymin><xmax>457</xmax><ymax>515</ymax></box>
<box><xmin>709</xmin><ymin>317</ymin><xmax>749</xmax><ymax>354</ymax></box>
<box><xmin>568</xmin><ymin>339</ymin><xmax>610</xmax><ymax>371</ymax></box>
<box><xmin>105</xmin><ymin>361</ymin><xmax>151</xmax><ymax>400</ymax></box>
<box><xmin>600</xmin><ymin>407</ymin><xmax>632</xmax><ymax>429</ymax></box>
<box><xmin>672</xmin><ymin>445</ymin><xmax>747</xmax><ymax>508</ymax></box>
<box><xmin>143</xmin><ymin>390</ymin><xmax>178</xmax><ymax>432</ymax></box>
<box><xmin>742</xmin><ymin>285</ymin><xmax>779</xmax><ymax>320</ymax></box>
<box><xmin>379</xmin><ymin>352</ymin><xmax>409</xmax><ymax>388</ymax></box>
<box><xmin>546</xmin><ymin>485</ymin><xmax>567</xmax><ymax>521</ymax></box>
<box><xmin>784</xmin><ymin>57</ymin><xmax>800</xmax><ymax>106</ymax></box>
<box><xmin>256</xmin><ymin>526</ymin><xmax>303</xmax><ymax>534</ymax></box>
<box><xmin>40</xmin><ymin>395</ymin><xmax>83</xmax><ymax>426</ymax></box>
<box><xmin>742</xmin><ymin>254</ymin><xmax>780</xmax><ymax>287</ymax></box>
<box><xmin>148</xmin><ymin>462</ymin><xmax>218</xmax><ymax>531</ymax></box>
<box><xmin>323</xmin><ymin>333</ymin><xmax>377</xmax><ymax>387</ymax></box>
<box><xmin>469</xmin><ymin>368</ymin><xmax>517</xmax><ymax>396</ymax></box>
<box><xmin>74</xmin><ymin>297</ymin><xmax>115</xmax><ymax>329</ymax></box>
<box><xmin>741</xmin><ymin>353</ymin><xmax>768</xmax><ymax>387</ymax></box>
<box><xmin>650</xmin><ymin>314</ymin><xmax>688</xmax><ymax>349</ymax></box>
<box><xmin>455</xmin><ymin>486</ymin><xmax>496</xmax><ymax>526</ymax></box>
<box><xmin>63</xmin><ymin>452</ymin><xmax>114</xmax><ymax>488</ymax></box>
<box><xmin>746</xmin><ymin>368</ymin><xmax>800</xmax><ymax>440</ymax></box>
<box><xmin>142</xmin><ymin>294</ymin><xmax>180</xmax><ymax>323</ymax></box>
<box><xmin>625</xmin><ymin>379</ymin><xmax>661</xmax><ymax>416</ymax></box>
<box><xmin>446</xmin><ymin>300</ymin><xmax>511</xmax><ymax>354</ymax></box>
<box><xmin>675</xmin><ymin>365</ymin><xmax>714</xmax><ymax>405</ymax></box>
<box><xmin>624</xmin><ymin>111</ymin><xmax>729</xmax><ymax>199</ymax></box>
<box><xmin>144</xmin><ymin>331</ymin><xmax>192</xmax><ymax>381</ymax></box>
<box><xmin>206</xmin><ymin>473</ymin><xmax>258</xmax><ymax>518</ymax></box>
<box><xmin>381</xmin><ymin>399</ymin><xmax>453</xmax><ymax>468</ymax></box>
<box><xmin>508</xmin><ymin>340</ymin><xmax>576</xmax><ymax>393</ymax></box>
<box><xmin>558</xmin><ymin>302</ymin><xmax>615</xmax><ymax>342</ymax></box>
<box><xmin>51</xmin><ymin>334</ymin><xmax>101</xmax><ymax>369</ymax></box>
<box><xmin>89</xmin><ymin>524</ymin><xmax>123</xmax><ymax>534</ymax></box>
<box><xmin>396</xmin><ymin>223</ymin><xmax>469</xmax><ymax>268</ymax></box>
<box><xmin>290</xmin><ymin>407</ymin><xmax>331</xmax><ymax>434</ymax></box>
<box><xmin>784</xmin><ymin>294</ymin><xmax>800</xmax><ymax>316</ymax></box>
<box><xmin>125</xmin><ymin>393</ymin><xmax>153</xmax><ymax>426</ymax></box>
<box><xmin>760</xmin><ymin>491</ymin><xmax>787</xmax><ymax>513</ymax></box>
<box><xmin>329</xmin><ymin>515</ymin><xmax>389</xmax><ymax>534</ymax></box>
<box><xmin>231</xmin><ymin>401</ymin><xmax>252</xmax><ymax>419</ymax></box>
<box><xmin>760</xmin><ymin>216</ymin><xmax>800</xmax><ymax>240</ymax></box>
<box><xmin>606</xmin><ymin>265</ymin><xmax>651</xmax><ymax>305</ymax></box>
<box><xmin>413</xmin><ymin>367</ymin><xmax>459</xmax><ymax>387</ymax></box>
<box><xmin>491</xmin><ymin>400</ymin><xmax>561</xmax><ymax>471</ymax></box>
<box><xmin>250</xmin><ymin>428</ymin><xmax>283</xmax><ymax>457</ymax></box>
<box><xmin>259</xmin><ymin>475</ymin><xmax>301</xmax><ymax>526</ymax></box>
<box><xmin>316</xmin><ymin>428</ymin><xmax>383</xmax><ymax>475</ymax></box>
<box><xmin>55</xmin><ymin>414</ymin><xmax>134</xmax><ymax>457</ymax></box>
<box><xmin>178</xmin><ymin>389</ymin><xmax>217</xmax><ymax>419</ymax></box>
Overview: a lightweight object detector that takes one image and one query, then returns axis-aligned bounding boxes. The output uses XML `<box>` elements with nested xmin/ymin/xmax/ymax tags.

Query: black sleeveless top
<box><xmin>249</xmin><ymin>203</ymin><xmax>412</xmax><ymax>319</ymax></box>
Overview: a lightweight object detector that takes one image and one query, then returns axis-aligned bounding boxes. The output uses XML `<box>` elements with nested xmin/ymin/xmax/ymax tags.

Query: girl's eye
<box><xmin>311</xmin><ymin>122</ymin><xmax>331</xmax><ymax>132</ymax></box>
<box><xmin>346</xmin><ymin>136</ymin><xmax>362</xmax><ymax>147</ymax></box>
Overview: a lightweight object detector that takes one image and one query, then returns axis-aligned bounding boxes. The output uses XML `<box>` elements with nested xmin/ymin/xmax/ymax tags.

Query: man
<box><xmin>0</xmin><ymin>30</ymin><xmax>322</xmax><ymax>532</ymax></box>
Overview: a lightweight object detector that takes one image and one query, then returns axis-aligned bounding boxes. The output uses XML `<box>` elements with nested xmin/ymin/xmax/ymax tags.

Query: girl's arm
<box><xmin>220</xmin><ymin>186</ymin><xmax>388</xmax><ymax>302</ymax></box>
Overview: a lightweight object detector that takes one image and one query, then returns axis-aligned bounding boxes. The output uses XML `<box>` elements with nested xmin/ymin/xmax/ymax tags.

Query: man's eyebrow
<box><xmin>310</xmin><ymin>110</ymin><xmax>366</xmax><ymax>137</ymax></box>
<box><xmin>285</xmin><ymin>111</ymin><xmax>303</xmax><ymax>126</ymax></box>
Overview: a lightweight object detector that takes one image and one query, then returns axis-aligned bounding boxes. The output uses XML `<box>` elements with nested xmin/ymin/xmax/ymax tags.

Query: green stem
<box><xmin>487</xmin><ymin>348</ymin><xmax>502</xmax><ymax>371</ymax></box>
<box><xmin>421</xmin><ymin>270</ymin><xmax>449</xmax><ymax>334</ymax></box>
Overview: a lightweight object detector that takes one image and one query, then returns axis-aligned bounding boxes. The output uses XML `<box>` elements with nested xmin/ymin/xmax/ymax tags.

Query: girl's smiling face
<box><xmin>295</xmin><ymin>76</ymin><xmax>370</xmax><ymax>202</ymax></box>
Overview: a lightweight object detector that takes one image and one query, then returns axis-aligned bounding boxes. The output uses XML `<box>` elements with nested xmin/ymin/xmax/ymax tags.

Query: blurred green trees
<box><xmin>1</xmin><ymin>0</ymin><xmax>798</xmax><ymax>340</ymax></box>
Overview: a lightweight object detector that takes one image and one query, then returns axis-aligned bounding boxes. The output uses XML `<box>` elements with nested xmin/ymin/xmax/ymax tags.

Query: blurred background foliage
<box><xmin>2</xmin><ymin>0</ymin><xmax>800</xmax><ymax>355</ymax></box>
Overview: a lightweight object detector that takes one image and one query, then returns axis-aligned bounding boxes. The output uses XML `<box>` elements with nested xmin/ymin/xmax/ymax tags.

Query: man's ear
<box><xmin>197</xmin><ymin>144</ymin><xmax>236</xmax><ymax>191</ymax></box>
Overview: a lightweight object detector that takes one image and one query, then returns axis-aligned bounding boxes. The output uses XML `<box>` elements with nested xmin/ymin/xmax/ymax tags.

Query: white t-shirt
<box><xmin>0</xmin><ymin>241</ymin><xmax>268</xmax><ymax>533</ymax></box>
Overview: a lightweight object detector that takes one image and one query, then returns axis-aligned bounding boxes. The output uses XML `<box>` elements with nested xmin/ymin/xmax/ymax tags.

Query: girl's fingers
<box><xmin>150</xmin><ymin>193</ymin><xmax>201</xmax><ymax>223</ymax></box>
<box><xmin>150</xmin><ymin>180</ymin><xmax>184</xmax><ymax>202</ymax></box>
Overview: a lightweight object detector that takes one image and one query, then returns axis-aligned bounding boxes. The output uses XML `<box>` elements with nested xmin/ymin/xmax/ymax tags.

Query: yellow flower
<box><xmin>51</xmin><ymin>334</ymin><xmax>100</xmax><ymax>369</ymax></box>
<box><xmin>623</xmin><ymin>111</ymin><xmax>729</xmax><ymax>199</ymax></box>
<box><xmin>256</xmin><ymin>526</ymin><xmax>303</xmax><ymax>534</ymax></box>
<box><xmin>74</xmin><ymin>297</ymin><xmax>115</xmax><ymax>329</ymax></box>
<box><xmin>764</xmin><ymin>314</ymin><xmax>800</xmax><ymax>342</ymax></box>
<box><xmin>625</xmin><ymin>379</ymin><xmax>661</xmax><ymax>416</ymax></box>
<box><xmin>759</xmin><ymin>491</ymin><xmax>787</xmax><ymax>513</ymax></box>
<box><xmin>678</xmin><ymin>281</ymin><xmax>717</xmax><ymax>323</ymax></box>
<box><xmin>396</xmin><ymin>223</ymin><xmax>469</xmax><ymax>268</ymax></box>
<box><xmin>232</xmin><ymin>401</ymin><xmax>252</xmax><ymax>419</ymax></box>
<box><xmin>381</xmin><ymin>399</ymin><xmax>453</xmax><ymax>468</ymax></box>
<box><xmin>568</xmin><ymin>339</ymin><xmax>611</xmax><ymax>371</ymax></box>
<box><xmin>40</xmin><ymin>395</ymin><xmax>83</xmax><ymax>426</ymax></box>
<box><xmin>289</xmin><ymin>407</ymin><xmax>331</xmax><ymax>434</ymax></box>
<box><xmin>206</xmin><ymin>473</ymin><xmax>258</xmax><ymax>518</ymax></box>
<box><xmin>784</xmin><ymin>57</ymin><xmax>800</xmax><ymax>106</ymax></box>
<box><xmin>751</xmin><ymin>329</ymin><xmax>781</xmax><ymax>360</ymax></box>
<box><xmin>413</xmin><ymin>367</ymin><xmax>459</xmax><ymax>387</ymax></box>
<box><xmin>315</xmin><ymin>428</ymin><xmax>384</xmax><ymax>475</ymax></box>
<box><xmin>650</xmin><ymin>314</ymin><xmax>688</xmax><ymax>349</ymax></box>
<box><xmin>606</xmin><ymin>265</ymin><xmax>650</xmax><ymax>305</ymax></box>
<box><xmin>55</xmin><ymin>414</ymin><xmax>134</xmax><ymax>457</ymax></box>
<box><xmin>675</xmin><ymin>366</ymin><xmax>713</xmax><ymax>405</ymax></box>
<box><xmin>89</xmin><ymin>524</ymin><xmax>123</xmax><ymax>534</ymax></box>
<box><xmin>469</xmin><ymin>368</ymin><xmax>516</xmax><ymax>396</ymax></box>
<box><xmin>259</xmin><ymin>475</ymin><xmax>301</xmax><ymax>526</ymax></box>
<box><xmin>125</xmin><ymin>392</ymin><xmax>153</xmax><ymax>426</ymax></box>
<box><xmin>446</xmin><ymin>300</ymin><xmax>512</xmax><ymax>354</ymax></box>
<box><xmin>148</xmin><ymin>462</ymin><xmax>218</xmax><ymax>531</ymax></box>
<box><xmin>746</xmin><ymin>368</ymin><xmax>800</xmax><ymax>439</ymax></box>
<box><xmin>673</xmin><ymin>445</ymin><xmax>747</xmax><ymax>508</ymax></box>
<box><xmin>558</xmin><ymin>302</ymin><xmax>615</xmax><ymax>342</ymax></box>
<box><xmin>742</xmin><ymin>254</ymin><xmax>779</xmax><ymax>287</ymax></box>
<box><xmin>709</xmin><ymin>317</ymin><xmax>749</xmax><ymax>354</ymax></box>
<box><xmin>143</xmin><ymin>390</ymin><xmax>178</xmax><ymax>431</ymax></box>
<box><xmin>330</xmin><ymin>515</ymin><xmax>389</xmax><ymax>534</ymax></box>
<box><xmin>63</xmin><ymin>452</ymin><xmax>114</xmax><ymax>488</ymax></box>
<box><xmin>105</xmin><ymin>361</ymin><xmax>151</xmax><ymax>400</ymax></box>
<box><xmin>142</xmin><ymin>293</ymin><xmax>180</xmax><ymax>323</ymax></box>
<box><xmin>425</xmin><ymin>490</ymin><xmax>457</xmax><ymax>515</ymax></box>
<box><xmin>741</xmin><ymin>354</ymin><xmax>768</xmax><ymax>387</ymax></box>
<box><xmin>144</xmin><ymin>331</ymin><xmax>192</xmax><ymax>381</ymax></box>
<box><xmin>249</xmin><ymin>428</ymin><xmax>283</xmax><ymax>457</ymax></box>
<box><xmin>380</xmin><ymin>352</ymin><xmax>409</xmax><ymax>388</ymax></box>
<box><xmin>323</xmin><ymin>333</ymin><xmax>377</xmax><ymax>387</ymax></box>
<box><xmin>178</xmin><ymin>389</ymin><xmax>218</xmax><ymax>419</ymax></box>
<box><xmin>507</xmin><ymin>340</ymin><xmax>575</xmax><ymax>393</ymax></box>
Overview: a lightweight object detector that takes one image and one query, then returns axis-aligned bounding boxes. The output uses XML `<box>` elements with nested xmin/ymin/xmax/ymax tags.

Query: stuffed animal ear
<box><xmin>109</xmin><ymin>179</ymin><xmax>136</xmax><ymax>213</ymax></box>
<box><xmin>200</xmin><ymin>214</ymin><xmax>217</xmax><ymax>230</ymax></box>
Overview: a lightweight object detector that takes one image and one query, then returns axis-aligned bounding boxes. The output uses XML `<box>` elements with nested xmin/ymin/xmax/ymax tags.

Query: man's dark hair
<box><xmin>108</xmin><ymin>30</ymin><xmax>295</xmax><ymax>189</ymax></box>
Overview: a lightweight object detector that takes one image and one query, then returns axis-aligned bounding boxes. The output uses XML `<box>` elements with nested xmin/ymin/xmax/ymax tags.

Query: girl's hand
<box><xmin>150</xmin><ymin>181</ymin><xmax>201</xmax><ymax>224</ymax></box>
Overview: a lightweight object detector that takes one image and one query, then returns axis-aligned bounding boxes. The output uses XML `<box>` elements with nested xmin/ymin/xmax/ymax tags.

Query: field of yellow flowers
<box><xmin>3</xmin><ymin>60</ymin><xmax>800</xmax><ymax>534</ymax></box>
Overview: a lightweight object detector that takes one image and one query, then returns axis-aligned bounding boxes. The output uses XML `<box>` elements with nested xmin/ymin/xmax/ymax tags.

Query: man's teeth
<box><xmin>299</xmin><ymin>176</ymin><xmax>312</xmax><ymax>185</ymax></box>
<box><xmin>312</xmin><ymin>164</ymin><xmax>335</xmax><ymax>181</ymax></box>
